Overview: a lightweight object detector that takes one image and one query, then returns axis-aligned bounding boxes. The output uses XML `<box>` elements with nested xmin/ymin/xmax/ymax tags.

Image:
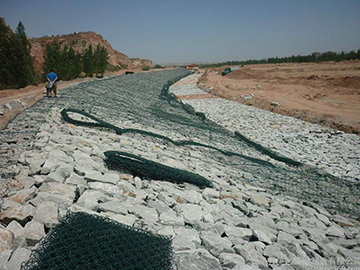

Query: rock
<box><xmin>232</xmin><ymin>200</ymin><xmax>250</xmax><ymax>215</ymax></box>
<box><xmin>249</xmin><ymin>195</ymin><xmax>270</xmax><ymax>207</ymax></box>
<box><xmin>176</xmin><ymin>204</ymin><xmax>203</xmax><ymax>225</ymax></box>
<box><xmin>325</xmin><ymin>225</ymin><xmax>345</xmax><ymax>238</ymax></box>
<box><xmin>4</xmin><ymin>103</ymin><xmax>12</xmax><ymax>110</ymax></box>
<box><xmin>76</xmin><ymin>190</ymin><xmax>110</xmax><ymax>210</ymax></box>
<box><xmin>44</xmin><ymin>171</ymin><xmax>66</xmax><ymax>183</ymax></box>
<box><xmin>263</xmin><ymin>244</ymin><xmax>291</xmax><ymax>264</ymax></box>
<box><xmin>23</xmin><ymin>220</ymin><xmax>46</xmax><ymax>246</ymax></box>
<box><xmin>134</xmin><ymin>176</ymin><xmax>142</xmax><ymax>189</ymax></box>
<box><xmin>0</xmin><ymin>250</ymin><xmax>12</xmax><ymax>267</ymax></box>
<box><xmin>147</xmin><ymin>200</ymin><xmax>172</xmax><ymax>213</ymax></box>
<box><xmin>201</xmin><ymin>231</ymin><xmax>234</xmax><ymax>257</ymax></box>
<box><xmin>6</xmin><ymin>187</ymin><xmax>37</xmax><ymax>204</ymax></box>
<box><xmin>0</xmin><ymin>204</ymin><xmax>35</xmax><ymax>226</ymax></box>
<box><xmin>117</xmin><ymin>180</ymin><xmax>136</xmax><ymax>194</ymax></box>
<box><xmin>5</xmin><ymin>221</ymin><xmax>24</xmax><ymax>239</ymax></box>
<box><xmin>33</xmin><ymin>201</ymin><xmax>58</xmax><ymax>228</ymax></box>
<box><xmin>157</xmin><ymin>193</ymin><xmax>177</xmax><ymax>207</ymax></box>
<box><xmin>128</xmin><ymin>205</ymin><xmax>158</xmax><ymax>223</ymax></box>
<box><xmin>85</xmin><ymin>172</ymin><xmax>119</xmax><ymax>185</ymax></box>
<box><xmin>0</xmin><ymin>229</ymin><xmax>14</xmax><ymax>252</ymax></box>
<box><xmin>105</xmin><ymin>213</ymin><xmax>137</xmax><ymax>226</ymax></box>
<box><xmin>175</xmin><ymin>249</ymin><xmax>222</xmax><ymax>270</ymax></box>
<box><xmin>253</xmin><ymin>229</ymin><xmax>272</xmax><ymax>245</ymax></box>
<box><xmin>47</xmin><ymin>149</ymin><xmax>73</xmax><ymax>164</ymax></box>
<box><xmin>159</xmin><ymin>210</ymin><xmax>185</xmax><ymax>226</ymax></box>
<box><xmin>218</xmin><ymin>253</ymin><xmax>245</xmax><ymax>268</ymax></box>
<box><xmin>65</xmin><ymin>173</ymin><xmax>87</xmax><ymax>186</ymax></box>
<box><xmin>39</xmin><ymin>182</ymin><xmax>76</xmax><ymax>201</ymax></box>
<box><xmin>234</xmin><ymin>243</ymin><xmax>268</xmax><ymax>268</ymax></box>
<box><xmin>3</xmin><ymin>247</ymin><xmax>31</xmax><ymax>270</ymax></box>
<box><xmin>40</xmin><ymin>159</ymin><xmax>59</xmax><ymax>174</ymax></box>
<box><xmin>277</xmin><ymin>231</ymin><xmax>296</xmax><ymax>244</ymax></box>
<box><xmin>174</xmin><ymin>227</ymin><xmax>201</xmax><ymax>247</ymax></box>
<box><xmin>88</xmin><ymin>182</ymin><xmax>118</xmax><ymax>197</ymax></box>
<box><xmin>98</xmin><ymin>200</ymin><xmax>128</xmax><ymax>215</ymax></box>
<box><xmin>173</xmin><ymin>235</ymin><xmax>197</xmax><ymax>251</ymax></box>
<box><xmin>203</xmin><ymin>188</ymin><xmax>220</xmax><ymax>200</ymax></box>
<box><xmin>202</xmin><ymin>212</ymin><xmax>214</xmax><ymax>223</ymax></box>
<box><xmin>25</xmin><ymin>155</ymin><xmax>45</xmax><ymax>175</ymax></box>
<box><xmin>233</xmin><ymin>266</ymin><xmax>260</xmax><ymax>270</ymax></box>
<box><xmin>30</xmin><ymin>192</ymin><xmax>73</xmax><ymax>209</ymax></box>
<box><xmin>224</xmin><ymin>225</ymin><xmax>253</xmax><ymax>241</ymax></box>
<box><xmin>179</xmin><ymin>190</ymin><xmax>203</xmax><ymax>204</ymax></box>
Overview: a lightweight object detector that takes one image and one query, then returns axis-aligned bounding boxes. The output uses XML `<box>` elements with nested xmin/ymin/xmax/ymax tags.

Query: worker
<box><xmin>46</xmin><ymin>69</ymin><xmax>58</xmax><ymax>98</ymax></box>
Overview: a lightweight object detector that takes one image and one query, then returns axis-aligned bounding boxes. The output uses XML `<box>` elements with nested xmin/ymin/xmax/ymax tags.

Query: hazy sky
<box><xmin>1</xmin><ymin>0</ymin><xmax>360</xmax><ymax>64</ymax></box>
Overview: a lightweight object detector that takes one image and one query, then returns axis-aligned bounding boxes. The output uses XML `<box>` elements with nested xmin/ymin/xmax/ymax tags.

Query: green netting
<box><xmin>55</xmin><ymin>69</ymin><xmax>359</xmax><ymax>217</ymax></box>
<box><xmin>21</xmin><ymin>211</ymin><xmax>174</xmax><ymax>270</ymax></box>
<box><xmin>104</xmin><ymin>151</ymin><xmax>213</xmax><ymax>188</ymax></box>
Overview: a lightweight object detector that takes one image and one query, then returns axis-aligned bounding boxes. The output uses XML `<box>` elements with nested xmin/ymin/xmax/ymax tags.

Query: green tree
<box><xmin>0</xmin><ymin>19</ymin><xmax>37</xmax><ymax>89</ymax></box>
<box><xmin>83</xmin><ymin>45</ymin><xmax>94</xmax><ymax>77</ymax></box>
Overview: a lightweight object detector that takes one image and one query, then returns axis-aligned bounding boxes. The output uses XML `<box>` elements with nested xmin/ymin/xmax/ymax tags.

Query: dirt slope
<box><xmin>30</xmin><ymin>32</ymin><xmax>153</xmax><ymax>72</ymax></box>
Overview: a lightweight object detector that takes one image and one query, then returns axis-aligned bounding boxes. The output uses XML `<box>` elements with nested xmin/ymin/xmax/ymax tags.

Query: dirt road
<box><xmin>199</xmin><ymin>61</ymin><xmax>360</xmax><ymax>134</ymax></box>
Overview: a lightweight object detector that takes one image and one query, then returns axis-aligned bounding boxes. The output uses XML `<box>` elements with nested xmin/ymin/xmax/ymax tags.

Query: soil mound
<box><xmin>227</xmin><ymin>68</ymin><xmax>258</xmax><ymax>79</ymax></box>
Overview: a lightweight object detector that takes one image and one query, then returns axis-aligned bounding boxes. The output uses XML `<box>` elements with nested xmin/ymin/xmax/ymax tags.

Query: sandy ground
<box><xmin>198</xmin><ymin>61</ymin><xmax>360</xmax><ymax>135</ymax></box>
<box><xmin>0</xmin><ymin>68</ymin><xmax>169</xmax><ymax>130</ymax></box>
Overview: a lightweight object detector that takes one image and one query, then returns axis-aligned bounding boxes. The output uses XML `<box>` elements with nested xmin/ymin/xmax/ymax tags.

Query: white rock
<box><xmin>201</xmin><ymin>231</ymin><xmax>234</xmax><ymax>257</ymax></box>
<box><xmin>0</xmin><ymin>250</ymin><xmax>12</xmax><ymax>268</ymax></box>
<box><xmin>203</xmin><ymin>188</ymin><xmax>220</xmax><ymax>200</ymax></box>
<box><xmin>39</xmin><ymin>182</ymin><xmax>76</xmax><ymax>200</ymax></box>
<box><xmin>253</xmin><ymin>229</ymin><xmax>272</xmax><ymax>245</ymax></box>
<box><xmin>234</xmin><ymin>243</ymin><xmax>268</xmax><ymax>268</ymax></box>
<box><xmin>0</xmin><ymin>229</ymin><xmax>14</xmax><ymax>252</ymax></box>
<box><xmin>159</xmin><ymin>210</ymin><xmax>185</xmax><ymax>226</ymax></box>
<box><xmin>98</xmin><ymin>200</ymin><xmax>128</xmax><ymax>215</ymax></box>
<box><xmin>5</xmin><ymin>221</ymin><xmax>24</xmax><ymax>239</ymax></box>
<box><xmin>0</xmin><ymin>204</ymin><xmax>35</xmax><ymax>226</ymax></box>
<box><xmin>30</xmin><ymin>192</ymin><xmax>73</xmax><ymax>209</ymax></box>
<box><xmin>44</xmin><ymin>171</ymin><xmax>66</xmax><ymax>183</ymax></box>
<box><xmin>128</xmin><ymin>205</ymin><xmax>158</xmax><ymax>223</ymax></box>
<box><xmin>3</xmin><ymin>247</ymin><xmax>31</xmax><ymax>270</ymax></box>
<box><xmin>218</xmin><ymin>253</ymin><xmax>246</xmax><ymax>268</ymax></box>
<box><xmin>176</xmin><ymin>204</ymin><xmax>203</xmax><ymax>225</ymax></box>
<box><xmin>76</xmin><ymin>190</ymin><xmax>110</xmax><ymax>210</ymax></box>
<box><xmin>104</xmin><ymin>213</ymin><xmax>137</xmax><ymax>226</ymax></box>
<box><xmin>224</xmin><ymin>225</ymin><xmax>253</xmax><ymax>241</ymax></box>
<box><xmin>175</xmin><ymin>249</ymin><xmax>222</xmax><ymax>270</ymax></box>
<box><xmin>23</xmin><ymin>220</ymin><xmax>46</xmax><ymax>246</ymax></box>
<box><xmin>33</xmin><ymin>201</ymin><xmax>58</xmax><ymax>228</ymax></box>
<box><xmin>174</xmin><ymin>227</ymin><xmax>201</xmax><ymax>247</ymax></box>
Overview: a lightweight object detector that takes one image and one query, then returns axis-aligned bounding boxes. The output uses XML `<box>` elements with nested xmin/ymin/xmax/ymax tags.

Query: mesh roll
<box><xmin>21</xmin><ymin>211</ymin><xmax>174</xmax><ymax>270</ymax></box>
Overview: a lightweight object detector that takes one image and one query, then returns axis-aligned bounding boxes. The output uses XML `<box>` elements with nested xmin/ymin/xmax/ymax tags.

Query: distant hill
<box><xmin>30</xmin><ymin>31</ymin><xmax>153</xmax><ymax>72</ymax></box>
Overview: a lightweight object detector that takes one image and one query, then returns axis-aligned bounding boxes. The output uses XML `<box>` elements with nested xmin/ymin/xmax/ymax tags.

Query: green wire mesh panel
<box><xmin>21</xmin><ymin>212</ymin><xmax>174</xmax><ymax>270</ymax></box>
<box><xmin>55</xmin><ymin>69</ymin><xmax>359</xmax><ymax>217</ymax></box>
<box><xmin>104</xmin><ymin>151</ymin><xmax>213</xmax><ymax>188</ymax></box>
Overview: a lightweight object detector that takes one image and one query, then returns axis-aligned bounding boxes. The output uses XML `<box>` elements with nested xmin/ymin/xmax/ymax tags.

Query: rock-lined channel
<box><xmin>0</xmin><ymin>70</ymin><xmax>359</xmax><ymax>270</ymax></box>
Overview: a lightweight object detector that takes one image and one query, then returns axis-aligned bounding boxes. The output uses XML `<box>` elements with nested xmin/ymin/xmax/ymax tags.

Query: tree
<box><xmin>0</xmin><ymin>19</ymin><xmax>37</xmax><ymax>89</ymax></box>
<box><xmin>83</xmin><ymin>45</ymin><xmax>94</xmax><ymax>77</ymax></box>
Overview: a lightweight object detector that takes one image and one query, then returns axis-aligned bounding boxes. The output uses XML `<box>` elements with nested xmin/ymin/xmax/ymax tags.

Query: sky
<box><xmin>1</xmin><ymin>0</ymin><xmax>360</xmax><ymax>64</ymax></box>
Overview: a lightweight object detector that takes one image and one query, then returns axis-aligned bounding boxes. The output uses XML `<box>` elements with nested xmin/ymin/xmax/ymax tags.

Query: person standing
<box><xmin>46</xmin><ymin>69</ymin><xmax>58</xmax><ymax>97</ymax></box>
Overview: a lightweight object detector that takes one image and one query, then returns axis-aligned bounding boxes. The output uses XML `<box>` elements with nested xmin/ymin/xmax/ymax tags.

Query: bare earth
<box><xmin>198</xmin><ymin>61</ymin><xmax>360</xmax><ymax>135</ymax></box>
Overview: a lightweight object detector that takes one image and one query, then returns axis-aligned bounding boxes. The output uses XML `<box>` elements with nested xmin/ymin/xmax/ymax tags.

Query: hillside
<box><xmin>30</xmin><ymin>31</ymin><xmax>153</xmax><ymax>72</ymax></box>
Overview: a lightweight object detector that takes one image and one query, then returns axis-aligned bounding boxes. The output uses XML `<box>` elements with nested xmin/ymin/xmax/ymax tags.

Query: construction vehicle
<box><xmin>221</xmin><ymin>66</ymin><xmax>241</xmax><ymax>76</ymax></box>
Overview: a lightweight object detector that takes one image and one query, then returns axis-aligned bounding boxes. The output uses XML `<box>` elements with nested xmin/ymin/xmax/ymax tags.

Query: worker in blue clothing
<box><xmin>46</xmin><ymin>69</ymin><xmax>58</xmax><ymax>98</ymax></box>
